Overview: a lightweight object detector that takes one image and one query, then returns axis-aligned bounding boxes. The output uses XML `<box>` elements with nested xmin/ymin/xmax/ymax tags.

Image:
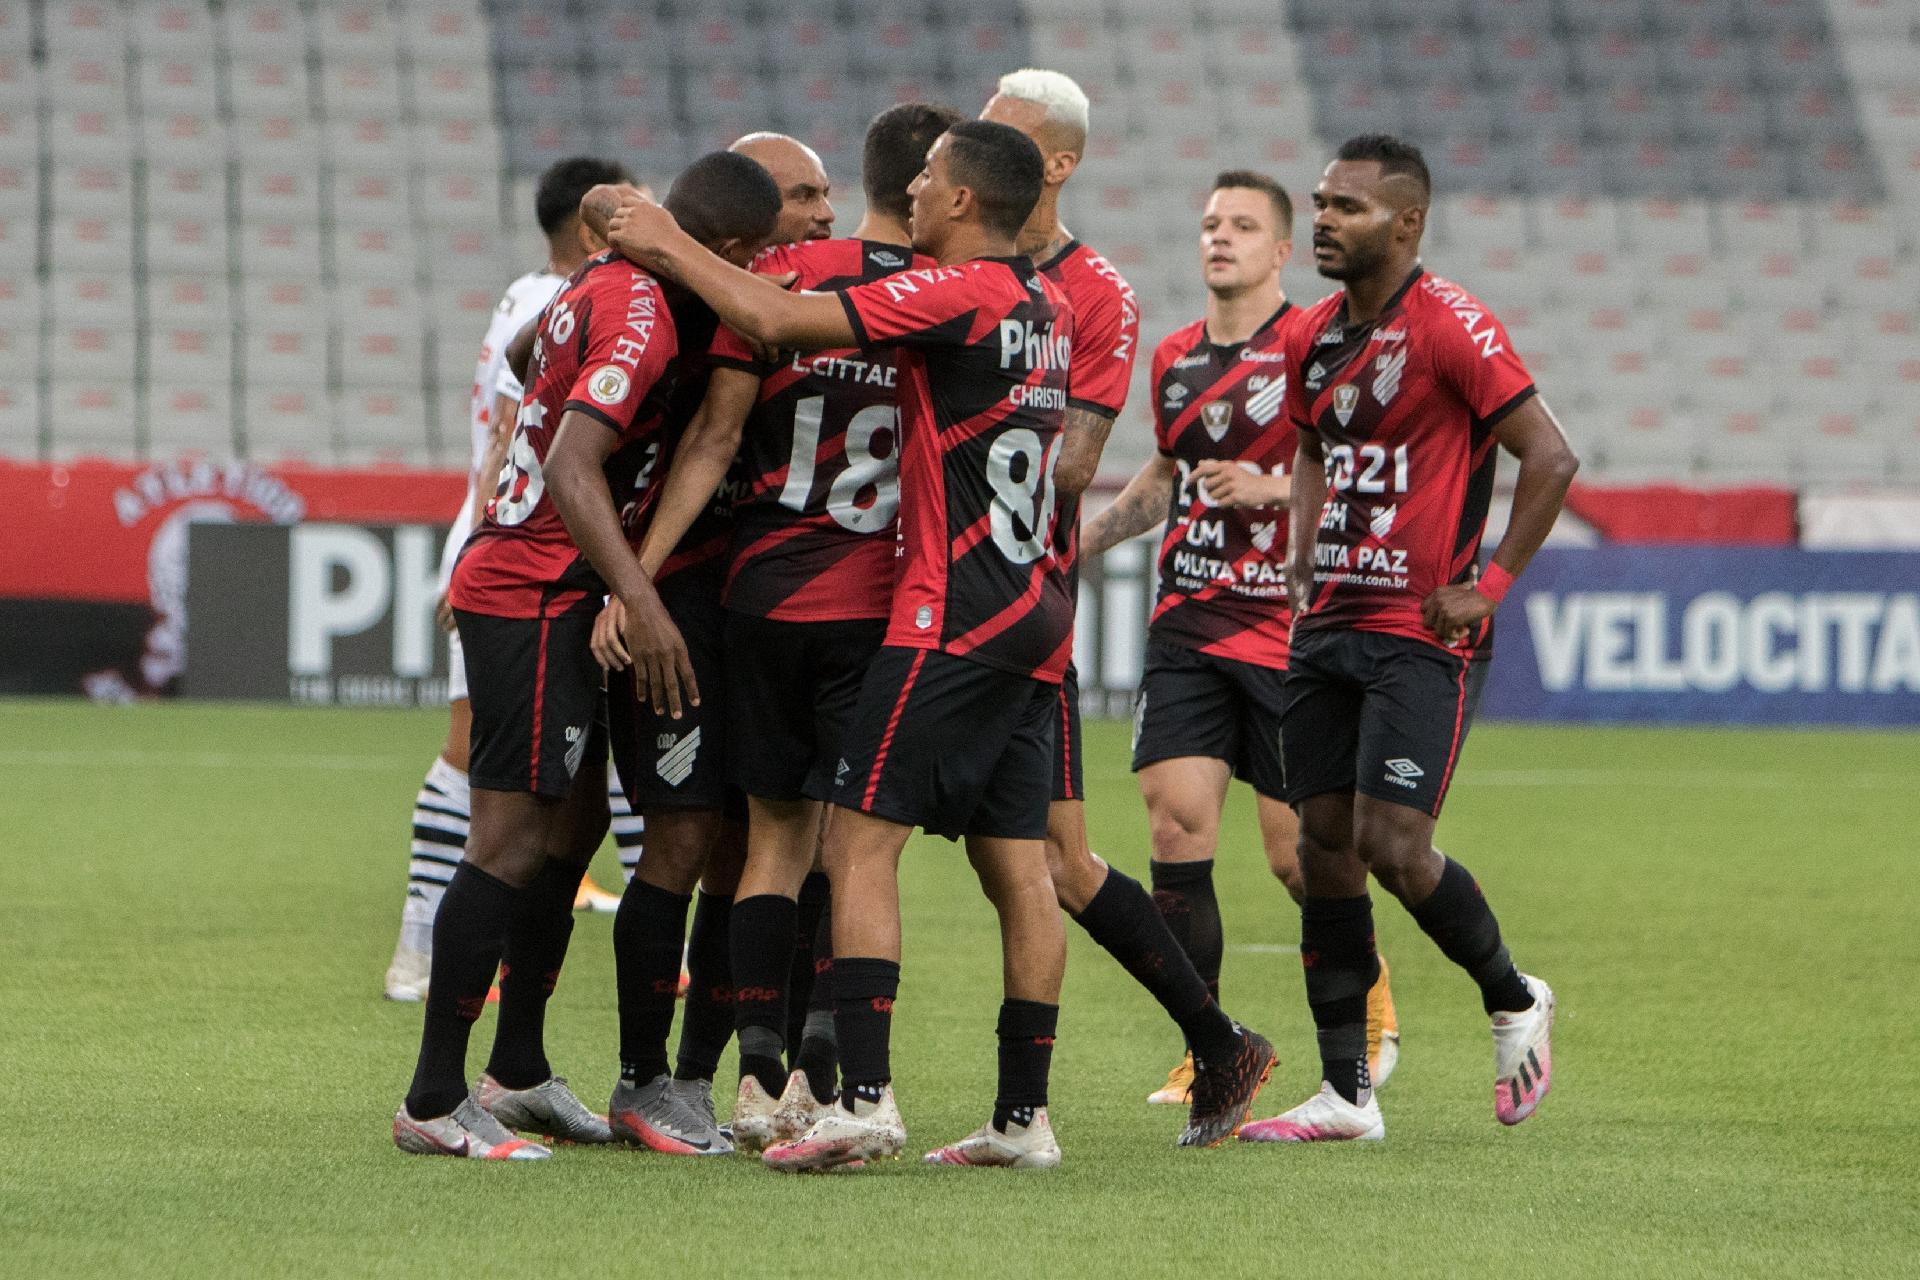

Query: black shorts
<box><xmin>1051</xmin><ymin>660</ymin><xmax>1084</xmax><ymax>803</ymax></box>
<box><xmin>456</xmin><ymin>607</ymin><xmax>606</xmax><ymax>798</ymax></box>
<box><xmin>1280</xmin><ymin>628</ymin><xmax>1489</xmax><ymax>818</ymax></box>
<box><xmin>1131</xmin><ymin>638</ymin><xmax>1290</xmax><ymax>800</ymax></box>
<box><xmin>724</xmin><ymin>611</ymin><xmax>888</xmax><ymax>803</ymax></box>
<box><xmin>608</xmin><ymin>574</ymin><xmax>731</xmax><ymax>814</ymax></box>
<box><xmin>832</xmin><ymin>645</ymin><xmax>1057</xmax><ymax>842</ymax></box>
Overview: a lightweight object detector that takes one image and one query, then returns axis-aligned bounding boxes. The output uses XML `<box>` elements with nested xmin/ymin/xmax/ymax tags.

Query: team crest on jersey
<box><xmin>1373</xmin><ymin>348</ymin><xmax>1408</xmax><ymax>406</ymax></box>
<box><xmin>1370</xmin><ymin>504</ymin><xmax>1397</xmax><ymax>538</ymax></box>
<box><xmin>588</xmin><ymin>364</ymin><xmax>631</xmax><ymax>406</ymax></box>
<box><xmin>1245</xmin><ymin>374</ymin><xmax>1286</xmax><ymax>426</ymax></box>
<box><xmin>1333</xmin><ymin>383</ymin><xmax>1360</xmax><ymax>426</ymax></box>
<box><xmin>1250</xmin><ymin>521</ymin><xmax>1277</xmax><ymax>553</ymax></box>
<box><xmin>1200</xmin><ymin>402</ymin><xmax>1232</xmax><ymax>442</ymax></box>
<box><xmin>656</xmin><ymin>728</ymin><xmax>701</xmax><ymax>786</ymax></box>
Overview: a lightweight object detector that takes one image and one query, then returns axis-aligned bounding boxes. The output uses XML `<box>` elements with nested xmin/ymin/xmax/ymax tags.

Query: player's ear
<box><xmin>576</xmin><ymin>216</ymin><xmax>605</xmax><ymax>256</ymax></box>
<box><xmin>710</xmin><ymin>235</ymin><xmax>761</xmax><ymax>268</ymax></box>
<box><xmin>1274</xmin><ymin>236</ymin><xmax>1294</xmax><ymax>274</ymax></box>
<box><xmin>1400</xmin><ymin>203</ymin><xmax>1427</xmax><ymax>244</ymax></box>
<box><xmin>1046</xmin><ymin>149</ymin><xmax>1078</xmax><ymax>188</ymax></box>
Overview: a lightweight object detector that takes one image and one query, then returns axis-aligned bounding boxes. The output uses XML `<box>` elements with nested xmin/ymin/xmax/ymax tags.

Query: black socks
<box><xmin>992</xmin><ymin>998</ymin><xmax>1057</xmax><ymax>1132</ymax></box>
<box><xmin>406</xmin><ymin>862</ymin><xmax>520</xmax><ymax>1119</ymax></box>
<box><xmin>1409</xmin><ymin>856</ymin><xmax>1531</xmax><ymax>1015</ymax></box>
<box><xmin>833</xmin><ymin>956</ymin><xmax>899</xmax><ymax>1109</ymax></box>
<box><xmin>674</xmin><ymin>889</ymin><xmax>735</xmax><ymax>1082</ymax></box>
<box><xmin>485</xmin><ymin>858</ymin><xmax>586</xmax><ymax>1090</ymax></box>
<box><xmin>1076</xmin><ymin>868</ymin><xmax>1240</xmax><ymax>1065</ymax></box>
<box><xmin>730</xmin><ymin>893</ymin><xmax>798</xmax><ymax>1096</ymax></box>
<box><xmin>1301</xmin><ymin>894</ymin><xmax>1380</xmax><ymax>1106</ymax></box>
<box><xmin>613</xmin><ymin>878</ymin><xmax>691</xmax><ymax>1086</ymax></box>
<box><xmin>794</xmin><ymin>902</ymin><xmax>838</xmax><ymax>1103</ymax></box>
<box><xmin>1150</xmin><ymin>858</ymin><xmax>1224</xmax><ymax>1009</ymax></box>
<box><xmin>787</xmin><ymin>872</ymin><xmax>830</xmax><ymax>1052</ymax></box>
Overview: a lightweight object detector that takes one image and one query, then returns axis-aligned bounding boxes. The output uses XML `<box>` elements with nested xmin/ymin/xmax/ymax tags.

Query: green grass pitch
<box><xmin>2</xmin><ymin>700</ymin><xmax>1916</xmax><ymax>1278</ymax></box>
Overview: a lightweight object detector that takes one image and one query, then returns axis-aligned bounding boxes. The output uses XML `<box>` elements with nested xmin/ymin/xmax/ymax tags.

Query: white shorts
<box><xmin>447</xmin><ymin>627</ymin><xmax>469</xmax><ymax>703</ymax></box>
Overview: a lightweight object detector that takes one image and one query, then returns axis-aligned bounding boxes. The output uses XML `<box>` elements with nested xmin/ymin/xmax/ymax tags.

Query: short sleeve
<box><xmin>1282</xmin><ymin>312</ymin><xmax>1317</xmax><ymax>434</ymax></box>
<box><xmin>840</xmin><ymin>266</ymin><xmax>986</xmax><ymax>352</ymax></box>
<box><xmin>1067</xmin><ymin>266</ymin><xmax>1139</xmax><ymax>417</ymax></box>
<box><xmin>561</xmin><ymin>273</ymin><xmax>676</xmax><ymax>437</ymax></box>
<box><xmin>709</xmin><ymin>243</ymin><xmax>799</xmax><ymax>373</ymax></box>
<box><xmin>493</xmin><ymin>363</ymin><xmax>524</xmax><ymax>404</ymax></box>
<box><xmin>1149</xmin><ymin>333</ymin><xmax>1181</xmax><ymax>456</ymax></box>
<box><xmin>1431</xmin><ymin>296</ymin><xmax>1536</xmax><ymax>427</ymax></box>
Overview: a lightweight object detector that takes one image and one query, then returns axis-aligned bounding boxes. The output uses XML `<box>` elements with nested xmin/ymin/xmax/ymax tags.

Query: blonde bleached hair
<box><xmin>994</xmin><ymin>68</ymin><xmax>1091</xmax><ymax>151</ymax></box>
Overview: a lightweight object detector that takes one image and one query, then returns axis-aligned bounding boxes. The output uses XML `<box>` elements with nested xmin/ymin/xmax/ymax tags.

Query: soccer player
<box><xmin>382</xmin><ymin>158</ymin><xmax>638</xmax><ymax>1003</ymax></box>
<box><xmin>391</xmin><ymin>152</ymin><xmax>781</xmax><ymax>1161</ymax></box>
<box><xmin>608</xmin><ymin>103</ymin><xmax>963</xmax><ymax>1151</ymax></box>
<box><xmin>1081</xmin><ymin>170</ymin><xmax>1405</xmax><ymax>1103</ymax></box>
<box><xmin>1241</xmin><ymin>135</ymin><xmax>1576</xmax><ymax>1144</ymax></box>
<box><xmin>729</xmin><ymin>132</ymin><xmax>835</xmax><ymax>244</ymax></box>
<box><xmin>602</xmin><ymin>120</ymin><xmax>1079</xmax><ymax>1171</ymax></box>
<box><xmin>984</xmin><ymin>71</ymin><xmax>1276</xmax><ymax>1141</ymax></box>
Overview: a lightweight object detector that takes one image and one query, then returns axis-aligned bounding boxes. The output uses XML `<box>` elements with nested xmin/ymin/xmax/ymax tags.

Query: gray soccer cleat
<box><xmin>393</xmin><ymin>1095</ymin><xmax>552</xmax><ymax>1160</ymax></box>
<box><xmin>609</xmin><ymin>1074</ymin><xmax>734</xmax><ymax>1156</ymax></box>
<box><xmin>475</xmin><ymin>1073</ymin><xmax>614</xmax><ymax>1144</ymax></box>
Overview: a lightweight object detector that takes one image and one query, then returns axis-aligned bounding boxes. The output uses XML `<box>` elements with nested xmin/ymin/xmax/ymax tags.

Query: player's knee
<box><xmin>1146</xmin><ymin>803</ymin><xmax>1214</xmax><ymax>857</ymax></box>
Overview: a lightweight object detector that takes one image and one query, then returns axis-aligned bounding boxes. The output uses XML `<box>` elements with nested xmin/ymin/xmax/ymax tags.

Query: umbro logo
<box><xmin>868</xmin><ymin>247</ymin><xmax>906</xmax><ymax>269</ymax></box>
<box><xmin>1305</xmin><ymin>362</ymin><xmax>1327</xmax><ymax>390</ymax></box>
<box><xmin>1165</xmin><ymin>383</ymin><xmax>1189</xmax><ymax>402</ymax></box>
<box><xmin>835</xmin><ymin>757</ymin><xmax>851</xmax><ymax>786</ymax></box>
<box><xmin>656</xmin><ymin>727</ymin><xmax>701</xmax><ymax>786</ymax></box>
<box><xmin>1383</xmin><ymin>757</ymin><xmax>1423</xmax><ymax>789</ymax></box>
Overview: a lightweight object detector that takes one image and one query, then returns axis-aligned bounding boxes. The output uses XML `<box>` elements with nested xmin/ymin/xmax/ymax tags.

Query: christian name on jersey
<box><xmin>714</xmin><ymin>238</ymin><xmax>929</xmax><ymax>623</ymax></box>
<box><xmin>1285</xmin><ymin>269</ymin><xmax>1536</xmax><ymax>652</ymax></box>
<box><xmin>840</xmin><ymin>255</ymin><xmax>1079</xmax><ymax>683</ymax></box>
<box><xmin>1146</xmin><ymin>306</ymin><xmax>1302</xmax><ymax>670</ymax></box>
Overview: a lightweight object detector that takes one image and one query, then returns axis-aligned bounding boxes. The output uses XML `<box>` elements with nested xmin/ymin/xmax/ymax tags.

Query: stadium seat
<box><xmin>1720</xmin><ymin>200</ymin><xmax>1807</xmax><ymax>254</ymax></box>
<box><xmin>48</xmin><ymin>212</ymin><xmax>133</xmax><ymax>273</ymax></box>
<box><xmin>43</xmin><ymin>1</ymin><xmax>128</xmax><ymax>59</ymax></box>
<box><xmin>231</xmin><ymin>112</ymin><xmax>318</xmax><ymax>164</ymax></box>
<box><xmin>1533</xmin><ymin>195</ymin><xmax>1624</xmax><ymax>250</ymax></box>
<box><xmin>334</xmin><ymin>386</ymin><xmax>431</xmax><ymax>467</ymax></box>
<box><xmin>239</xmin><ymin>277</ymin><xmax>328</xmax><ymax>334</ymax></box>
<box><xmin>236</xmin><ymin>164</ymin><xmax>321</xmax><ymax>226</ymax></box>
<box><xmin>415</xmin><ymin>119</ymin><xmax>499</xmax><ymax>175</ymax></box>
<box><xmin>410</xmin><ymin>62</ymin><xmax>492</xmax><ymax>122</ymax></box>
<box><xmin>228</xmin><ymin>57</ymin><xmax>311</xmax><ymax>118</ymax></box>
<box><xmin>221</xmin><ymin>1</ymin><xmax>309</xmax><ymax>59</ymax></box>
<box><xmin>146</xmin><ymin>214</ymin><xmax>229</xmax><ymax>276</ymax></box>
<box><xmin>1694</xmin><ymin>401</ymin><xmax>1796</xmax><ymax>483</ymax></box>
<box><xmin>48</xmin><ymin>162</ymin><xmax>132</xmax><ymax>220</ymax></box>
<box><xmin>242</xmin><ymin>324</ymin><xmax>328</xmax><ymax>389</ymax></box>
<box><xmin>147</xmin><ymin>275</ymin><xmax>231</xmax><ymax>329</ymax></box>
<box><xmin>45</xmin><ymin>380</ymin><xmax>139</xmax><ymax>461</ymax></box>
<box><xmin>48</xmin><ymin>270</ymin><xmax>133</xmax><ymax>327</ymax></box>
<box><xmin>415</xmin><ymin>169</ymin><xmax>502</xmax><ymax>231</ymax></box>
<box><xmin>322</xmin><ymin>117</ymin><xmax>408</xmax><ymax>171</ymax></box>
<box><xmin>236</xmin><ymin>220</ymin><xmax>322</xmax><ymax>281</ymax></box>
<box><xmin>763</xmin><ymin>11</ymin><xmax>855</xmax><ymax>75</ymax></box>
<box><xmin>0</xmin><ymin>378</ymin><xmax>41</xmax><ymax>457</ymax></box>
<box><xmin>400</xmin><ymin>3</ymin><xmax>492</xmax><ymax>66</ymax></box>
<box><xmin>147</xmin><ymin>384</ymin><xmax>238</xmax><ymax>459</ymax></box>
<box><xmin>135</xmin><ymin>2</ymin><xmax>217</xmax><ymax>57</ymax></box>
<box><xmin>328</xmin><ymin>169</ymin><xmax>410</xmax><ymax>229</ymax></box>
<box><xmin>313</xmin><ymin>2</ymin><xmax>399</xmax><ymax>61</ymax></box>
<box><xmin>136</xmin><ymin>56</ymin><xmax>220</xmax><ymax>116</ymax></box>
<box><xmin>150</xmin><ymin>310</ymin><xmax>236</xmax><ymax>383</ymax></box>
<box><xmin>242</xmin><ymin>384</ymin><xmax>331</xmax><ymax>463</ymax></box>
<box><xmin>321</xmin><ymin>59</ymin><xmax>408</xmax><ymax>121</ymax></box>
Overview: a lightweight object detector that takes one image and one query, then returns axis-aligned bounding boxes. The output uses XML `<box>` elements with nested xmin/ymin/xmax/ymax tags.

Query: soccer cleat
<box><xmin>475</xmin><ymin>1073</ymin><xmax>613</xmax><ymax>1144</ymax></box>
<box><xmin>573</xmin><ymin>873</ymin><xmax>623</xmax><ymax>914</ymax></box>
<box><xmin>609</xmin><ymin>1074</ymin><xmax>734</xmax><ymax>1156</ymax></box>
<box><xmin>923</xmin><ymin>1109</ymin><xmax>1061</xmax><ymax>1169</ymax></box>
<box><xmin>1147</xmin><ymin>1052</ymin><xmax>1195</xmax><ymax>1105</ymax></box>
<box><xmin>771</xmin><ymin>1070</ymin><xmax>832</xmax><ymax>1144</ymax></box>
<box><xmin>393</xmin><ymin>1095</ymin><xmax>552</xmax><ymax>1160</ymax></box>
<box><xmin>728</xmin><ymin>1074</ymin><xmax>783</xmax><ymax>1152</ymax></box>
<box><xmin>1239</xmin><ymin>1082</ymin><xmax>1385</xmax><ymax>1143</ymax></box>
<box><xmin>1179</xmin><ymin>1028</ymin><xmax>1276</xmax><ymax>1148</ymax></box>
<box><xmin>1367</xmin><ymin>952</ymin><xmax>1402</xmax><ymax>1088</ymax></box>
<box><xmin>1492</xmin><ymin>973</ymin><xmax>1555</xmax><ymax>1125</ymax></box>
<box><xmin>383</xmin><ymin>940</ymin><xmax>430</xmax><ymax>1002</ymax></box>
<box><xmin>762</xmin><ymin>1086</ymin><xmax>906</xmax><ymax>1173</ymax></box>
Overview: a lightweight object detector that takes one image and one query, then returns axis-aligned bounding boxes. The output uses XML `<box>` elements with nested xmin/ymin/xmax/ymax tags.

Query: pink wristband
<box><xmin>1477</xmin><ymin>562</ymin><xmax>1515</xmax><ymax>605</ymax></box>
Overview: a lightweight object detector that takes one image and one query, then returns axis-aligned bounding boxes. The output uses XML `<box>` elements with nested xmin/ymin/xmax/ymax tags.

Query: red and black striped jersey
<box><xmin>710</xmin><ymin>238</ymin><xmax>932</xmax><ymax>622</ymax></box>
<box><xmin>1283</xmin><ymin>268</ymin><xmax>1536</xmax><ymax>653</ymax></box>
<box><xmin>839</xmin><ymin>257</ymin><xmax>1081</xmax><ymax>684</ymax></box>
<box><xmin>1147</xmin><ymin>304</ymin><xmax>1303</xmax><ymax>670</ymax></box>
<box><xmin>1035</xmin><ymin>239</ymin><xmax>1140</xmax><ymax>581</ymax></box>
<box><xmin>452</xmin><ymin>253</ymin><xmax>684</xmax><ymax>619</ymax></box>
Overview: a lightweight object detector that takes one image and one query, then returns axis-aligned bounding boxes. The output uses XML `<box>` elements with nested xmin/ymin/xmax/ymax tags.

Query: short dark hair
<box><xmin>864</xmin><ymin>102</ymin><xmax>964</xmax><ymax>221</ymax></box>
<box><xmin>664</xmin><ymin>150</ymin><xmax>783</xmax><ymax>249</ymax></box>
<box><xmin>1212</xmin><ymin>170</ymin><xmax>1293</xmax><ymax>236</ymax></box>
<box><xmin>535</xmin><ymin>156</ymin><xmax>633</xmax><ymax>235</ymax></box>
<box><xmin>941</xmin><ymin>120</ymin><xmax>1045</xmax><ymax>239</ymax></box>
<box><xmin>1335</xmin><ymin>134</ymin><xmax>1432</xmax><ymax>200</ymax></box>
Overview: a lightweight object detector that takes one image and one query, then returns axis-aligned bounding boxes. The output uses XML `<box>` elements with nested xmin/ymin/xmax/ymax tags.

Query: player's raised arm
<box><xmin>604</xmin><ymin>192</ymin><xmax>857</xmax><ymax>352</ymax></box>
<box><xmin>1082</xmin><ymin>452</ymin><xmax>1177</xmax><ymax>557</ymax></box>
<box><xmin>635</xmin><ymin>366</ymin><xmax>761</xmax><ymax>578</ymax></box>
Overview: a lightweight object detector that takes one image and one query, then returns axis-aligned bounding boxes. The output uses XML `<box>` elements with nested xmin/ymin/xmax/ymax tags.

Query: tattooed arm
<box><xmin>1081</xmin><ymin>453</ymin><xmax>1178</xmax><ymax>557</ymax></box>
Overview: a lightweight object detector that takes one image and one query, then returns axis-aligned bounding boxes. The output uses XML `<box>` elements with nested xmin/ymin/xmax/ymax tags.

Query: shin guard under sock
<box><xmin>729</xmin><ymin>893</ymin><xmax>798</xmax><ymax>1095</ymax></box>
<box><xmin>1408</xmin><ymin>856</ymin><xmax>1531</xmax><ymax>1014</ymax></box>
<box><xmin>406</xmin><ymin>862</ymin><xmax>520</xmax><ymax>1118</ymax></box>
<box><xmin>485</xmin><ymin>858</ymin><xmax>587</xmax><ymax>1089</ymax></box>
<box><xmin>832</xmin><ymin>956</ymin><xmax>899</xmax><ymax>1105</ymax></box>
<box><xmin>992</xmin><ymin>998</ymin><xmax>1058</xmax><ymax>1132</ymax></box>
<box><xmin>1301</xmin><ymin>895</ymin><xmax>1380</xmax><ymax>1105</ymax></box>
<box><xmin>1076</xmin><ymin>868</ymin><xmax>1239</xmax><ymax>1064</ymax></box>
<box><xmin>674</xmin><ymin>890</ymin><xmax>735</xmax><ymax>1081</ymax></box>
<box><xmin>613</xmin><ymin>879</ymin><xmax>691</xmax><ymax>1085</ymax></box>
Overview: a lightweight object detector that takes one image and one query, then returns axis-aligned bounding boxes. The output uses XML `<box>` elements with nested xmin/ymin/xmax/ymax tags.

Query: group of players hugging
<box><xmin>384</xmin><ymin>67</ymin><xmax>1580</xmax><ymax>1170</ymax></box>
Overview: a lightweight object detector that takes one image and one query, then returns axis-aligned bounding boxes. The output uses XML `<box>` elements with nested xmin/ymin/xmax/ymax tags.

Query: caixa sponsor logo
<box><xmin>1525</xmin><ymin>590</ymin><xmax>1920</xmax><ymax>695</ymax></box>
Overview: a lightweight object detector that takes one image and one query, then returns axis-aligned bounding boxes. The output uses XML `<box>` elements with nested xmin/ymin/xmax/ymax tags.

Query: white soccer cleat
<box><xmin>762</xmin><ymin>1086</ymin><xmax>906</xmax><ymax>1173</ymax></box>
<box><xmin>1238</xmin><ymin>1082</ymin><xmax>1385</xmax><ymax>1143</ymax></box>
<box><xmin>923</xmin><ymin>1109</ymin><xmax>1061</xmax><ymax>1169</ymax></box>
<box><xmin>729</xmin><ymin>1074</ymin><xmax>784</xmax><ymax>1153</ymax></box>
<box><xmin>392</xmin><ymin>1096</ymin><xmax>551</xmax><ymax>1160</ymax></box>
<box><xmin>771</xmin><ymin>1069</ymin><xmax>832</xmax><ymax>1144</ymax></box>
<box><xmin>383</xmin><ymin>940</ymin><xmax>430</xmax><ymax>1002</ymax></box>
<box><xmin>1492</xmin><ymin>973</ymin><xmax>1556</xmax><ymax>1125</ymax></box>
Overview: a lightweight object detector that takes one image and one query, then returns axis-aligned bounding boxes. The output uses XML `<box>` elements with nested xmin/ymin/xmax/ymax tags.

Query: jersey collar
<box><xmin>1334</xmin><ymin>265</ymin><xmax>1425</xmax><ymax>331</ymax></box>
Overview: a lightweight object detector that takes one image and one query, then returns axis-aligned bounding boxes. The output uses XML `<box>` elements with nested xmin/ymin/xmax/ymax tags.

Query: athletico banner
<box><xmin>1481</xmin><ymin>547</ymin><xmax>1920</xmax><ymax>726</ymax></box>
<box><xmin>2</xmin><ymin>458</ymin><xmax>463</xmax><ymax>698</ymax></box>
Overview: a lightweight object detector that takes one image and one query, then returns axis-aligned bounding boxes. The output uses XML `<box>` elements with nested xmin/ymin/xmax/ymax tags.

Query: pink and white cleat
<box><xmin>393</xmin><ymin>1096</ymin><xmax>552</xmax><ymax>1160</ymax></box>
<box><xmin>1492</xmin><ymin>973</ymin><xmax>1555</xmax><ymax>1125</ymax></box>
<box><xmin>1239</xmin><ymin>1082</ymin><xmax>1385</xmax><ymax>1143</ymax></box>
<box><xmin>762</xmin><ymin>1086</ymin><xmax>904</xmax><ymax>1174</ymax></box>
<box><xmin>923</xmin><ymin>1109</ymin><xmax>1061</xmax><ymax>1169</ymax></box>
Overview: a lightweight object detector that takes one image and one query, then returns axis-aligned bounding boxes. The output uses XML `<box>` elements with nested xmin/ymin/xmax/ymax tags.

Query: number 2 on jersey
<box><xmin>1325</xmin><ymin>443</ymin><xmax>1409</xmax><ymax>495</ymax></box>
<box><xmin>780</xmin><ymin>395</ymin><xmax>902</xmax><ymax>534</ymax></box>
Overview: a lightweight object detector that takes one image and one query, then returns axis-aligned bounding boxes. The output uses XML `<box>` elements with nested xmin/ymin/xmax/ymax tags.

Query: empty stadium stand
<box><xmin>0</xmin><ymin>0</ymin><xmax>1913</xmax><ymax>484</ymax></box>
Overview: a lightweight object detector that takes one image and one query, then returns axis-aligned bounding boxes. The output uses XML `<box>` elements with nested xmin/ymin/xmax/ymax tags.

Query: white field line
<box><xmin>0</xmin><ymin>748</ymin><xmax>417</xmax><ymax>772</ymax></box>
